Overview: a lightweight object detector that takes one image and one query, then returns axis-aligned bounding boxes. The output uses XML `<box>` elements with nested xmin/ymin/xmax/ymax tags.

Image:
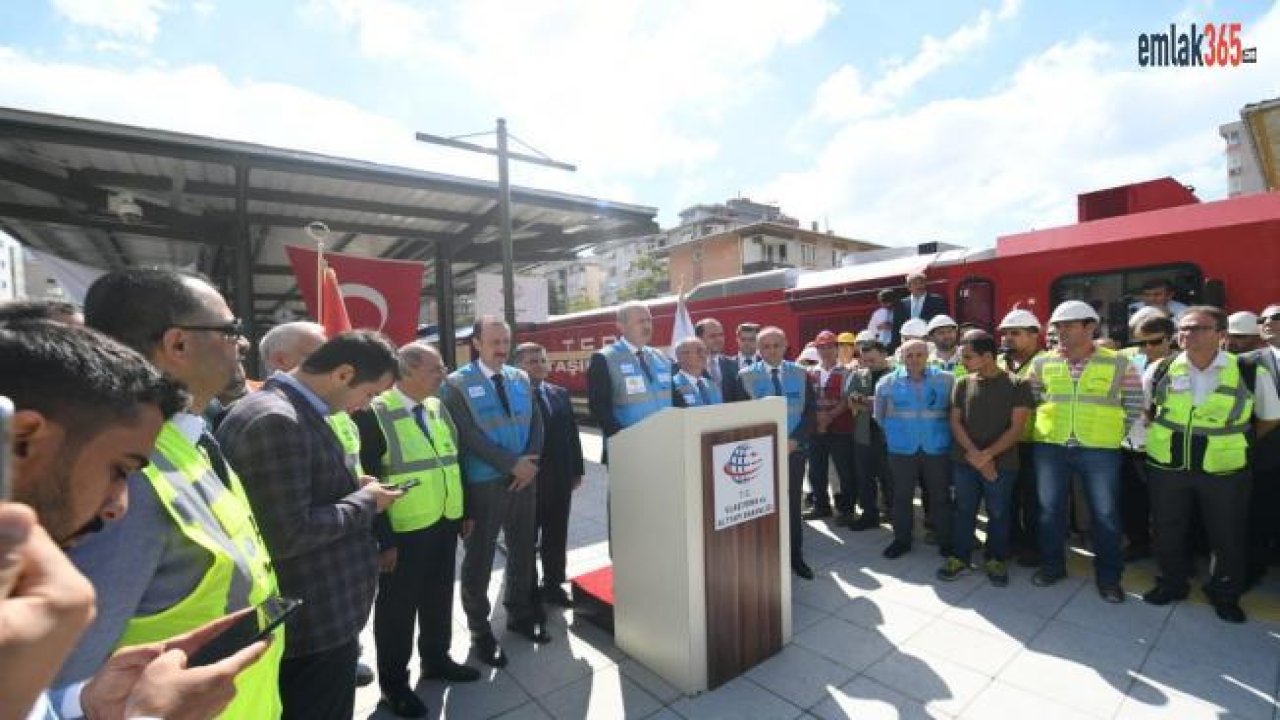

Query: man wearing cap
<box><xmin>696</xmin><ymin>317</ymin><xmax>741</xmax><ymax>401</ymax></box>
<box><xmin>1225</xmin><ymin>311</ymin><xmax>1262</xmax><ymax>354</ymax></box>
<box><xmin>1245</xmin><ymin>303</ymin><xmax>1280</xmax><ymax>587</ymax></box>
<box><xmin>739</xmin><ymin>326</ymin><xmax>817</xmax><ymax>579</ymax></box>
<box><xmin>893</xmin><ymin>272</ymin><xmax>948</xmax><ymax>347</ymax></box>
<box><xmin>671</xmin><ymin>336</ymin><xmax>722</xmax><ymax>407</ymax></box>
<box><xmin>845</xmin><ymin>330</ymin><xmax>893</xmax><ymax>530</ymax></box>
<box><xmin>805</xmin><ymin>331</ymin><xmax>855</xmax><ymax>522</ymax></box>
<box><xmin>927</xmin><ymin>315</ymin><xmax>963</xmax><ymax>375</ymax></box>
<box><xmin>1142</xmin><ymin>306</ymin><xmax>1280</xmax><ymax>623</ymax></box>
<box><xmin>1024</xmin><ymin>300</ymin><xmax>1145</xmax><ymax>603</ymax></box>
<box><xmin>997</xmin><ymin>308</ymin><xmax>1047</xmax><ymax>565</ymax></box>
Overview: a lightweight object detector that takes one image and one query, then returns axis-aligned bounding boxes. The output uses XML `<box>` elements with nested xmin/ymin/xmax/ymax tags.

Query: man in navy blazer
<box><xmin>695</xmin><ymin>317</ymin><xmax>742</xmax><ymax>401</ymax></box>
<box><xmin>892</xmin><ymin>272</ymin><xmax>949</xmax><ymax>347</ymax></box>
<box><xmin>515</xmin><ymin>342</ymin><xmax>585</xmax><ymax>608</ymax></box>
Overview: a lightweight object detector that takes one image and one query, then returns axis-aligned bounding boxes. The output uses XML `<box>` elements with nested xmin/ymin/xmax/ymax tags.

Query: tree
<box><xmin>616</xmin><ymin>254</ymin><xmax>668</xmax><ymax>302</ymax></box>
<box><xmin>566</xmin><ymin>292</ymin><xmax>598</xmax><ymax>313</ymax></box>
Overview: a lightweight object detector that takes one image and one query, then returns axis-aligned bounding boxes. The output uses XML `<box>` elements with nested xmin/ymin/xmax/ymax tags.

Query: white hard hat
<box><xmin>855</xmin><ymin>329</ymin><xmax>878</xmax><ymax>344</ymax></box>
<box><xmin>900</xmin><ymin>318</ymin><xmax>929</xmax><ymax>338</ymax></box>
<box><xmin>998</xmin><ymin>308</ymin><xmax>1042</xmax><ymax>331</ymax></box>
<box><xmin>1228</xmin><ymin>311</ymin><xmax>1259</xmax><ymax>336</ymax></box>
<box><xmin>1049</xmin><ymin>299</ymin><xmax>1100</xmax><ymax>325</ymax></box>
<box><xmin>1128</xmin><ymin>305</ymin><xmax>1168</xmax><ymax>330</ymax></box>
<box><xmin>798</xmin><ymin>346</ymin><xmax>820</xmax><ymax>363</ymax></box>
<box><xmin>926</xmin><ymin>314</ymin><xmax>957</xmax><ymax>333</ymax></box>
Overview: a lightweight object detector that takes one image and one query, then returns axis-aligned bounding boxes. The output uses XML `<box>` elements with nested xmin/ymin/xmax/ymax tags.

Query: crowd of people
<box><xmin>2</xmin><ymin>267</ymin><xmax>1277</xmax><ymax>720</ymax></box>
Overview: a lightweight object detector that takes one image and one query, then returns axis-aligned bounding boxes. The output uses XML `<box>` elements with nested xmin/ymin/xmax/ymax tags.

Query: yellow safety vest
<box><xmin>327</xmin><ymin>412</ymin><xmax>364</xmax><ymax>477</ymax></box>
<box><xmin>1146</xmin><ymin>353</ymin><xmax>1253</xmax><ymax>474</ymax></box>
<box><xmin>1031</xmin><ymin>348</ymin><xmax>1127</xmax><ymax>449</ymax></box>
<box><xmin>120</xmin><ymin>422</ymin><xmax>283</xmax><ymax>720</ymax></box>
<box><xmin>1000</xmin><ymin>350</ymin><xmax>1043</xmax><ymax>441</ymax></box>
<box><xmin>371</xmin><ymin>391</ymin><xmax>464</xmax><ymax>532</ymax></box>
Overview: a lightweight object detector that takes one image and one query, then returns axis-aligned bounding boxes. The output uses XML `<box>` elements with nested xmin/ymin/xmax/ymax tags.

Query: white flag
<box><xmin>667</xmin><ymin>290</ymin><xmax>696</xmax><ymax>359</ymax></box>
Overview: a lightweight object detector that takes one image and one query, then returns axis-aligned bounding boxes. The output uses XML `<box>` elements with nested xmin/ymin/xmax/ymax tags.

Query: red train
<box><xmin>507</xmin><ymin>178</ymin><xmax>1280</xmax><ymax>398</ymax></box>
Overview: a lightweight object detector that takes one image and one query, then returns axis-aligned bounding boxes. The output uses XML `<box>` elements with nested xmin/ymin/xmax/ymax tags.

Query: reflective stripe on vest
<box><xmin>327</xmin><ymin>412</ymin><xmax>364</xmax><ymax>477</ymax></box>
<box><xmin>120</xmin><ymin>421</ymin><xmax>282</xmax><ymax>720</ymax></box>
<box><xmin>602</xmin><ymin>342</ymin><xmax>672</xmax><ymax>427</ymax></box>
<box><xmin>879</xmin><ymin>367</ymin><xmax>952</xmax><ymax>455</ymax></box>
<box><xmin>672</xmin><ymin>371</ymin><xmax>722</xmax><ymax>406</ymax></box>
<box><xmin>1146</xmin><ymin>353</ymin><xmax>1253</xmax><ymax>474</ymax></box>
<box><xmin>999</xmin><ymin>350</ymin><xmax>1043</xmax><ymax>441</ymax></box>
<box><xmin>446</xmin><ymin>363</ymin><xmax>533</xmax><ymax>483</ymax></box>
<box><xmin>371</xmin><ymin>391</ymin><xmax>464</xmax><ymax>531</ymax></box>
<box><xmin>740</xmin><ymin>361</ymin><xmax>806</xmax><ymax>434</ymax></box>
<box><xmin>1031</xmin><ymin>348</ymin><xmax>1127</xmax><ymax>448</ymax></box>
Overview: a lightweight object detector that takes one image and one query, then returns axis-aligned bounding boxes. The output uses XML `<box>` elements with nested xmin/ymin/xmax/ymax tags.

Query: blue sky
<box><xmin>2</xmin><ymin>0</ymin><xmax>1277</xmax><ymax>248</ymax></box>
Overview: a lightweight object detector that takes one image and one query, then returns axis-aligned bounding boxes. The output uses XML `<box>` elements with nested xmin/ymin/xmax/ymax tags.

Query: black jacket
<box><xmin>892</xmin><ymin>292</ymin><xmax>949</xmax><ymax>346</ymax></box>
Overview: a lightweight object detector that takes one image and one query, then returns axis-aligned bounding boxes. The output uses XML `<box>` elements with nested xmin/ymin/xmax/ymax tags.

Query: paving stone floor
<box><xmin>354</xmin><ymin>429</ymin><xmax>1280</xmax><ymax>719</ymax></box>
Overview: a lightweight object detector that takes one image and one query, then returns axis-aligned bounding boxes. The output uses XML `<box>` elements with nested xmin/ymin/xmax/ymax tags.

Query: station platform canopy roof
<box><xmin>0</xmin><ymin>107</ymin><xmax>658</xmax><ymax>332</ymax></box>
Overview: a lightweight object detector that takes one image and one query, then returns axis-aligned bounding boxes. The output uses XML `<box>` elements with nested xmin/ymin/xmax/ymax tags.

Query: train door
<box><xmin>1049</xmin><ymin>263</ymin><xmax>1202</xmax><ymax>344</ymax></box>
<box><xmin>954</xmin><ymin>277</ymin><xmax>995</xmax><ymax>331</ymax></box>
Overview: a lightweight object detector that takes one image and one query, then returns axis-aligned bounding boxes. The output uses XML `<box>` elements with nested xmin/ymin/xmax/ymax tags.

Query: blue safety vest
<box><xmin>740</xmin><ymin>361</ymin><xmax>806</xmax><ymax>435</ymax></box>
<box><xmin>600</xmin><ymin>341</ymin><xmax>672</xmax><ymax>428</ymax></box>
<box><xmin>879</xmin><ymin>366</ymin><xmax>952</xmax><ymax>455</ymax></box>
<box><xmin>445</xmin><ymin>362</ymin><xmax>534</xmax><ymax>484</ymax></box>
<box><xmin>673</xmin><ymin>371</ymin><xmax>722</xmax><ymax>406</ymax></box>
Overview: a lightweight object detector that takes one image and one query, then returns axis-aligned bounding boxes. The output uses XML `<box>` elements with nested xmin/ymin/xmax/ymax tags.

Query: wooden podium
<box><xmin>609</xmin><ymin>397</ymin><xmax>791</xmax><ymax>695</ymax></box>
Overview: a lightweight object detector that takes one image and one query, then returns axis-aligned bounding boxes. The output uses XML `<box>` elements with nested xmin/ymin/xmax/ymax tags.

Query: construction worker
<box><xmin>1141</xmin><ymin>306</ymin><xmax>1280</xmax><ymax>623</ymax></box>
<box><xmin>1024</xmin><ymin>300</ymin><xmax>1144</xmax><ymax>604</ymax></box>
<box><xmin>997</xmin><ymin>308</ymin><xmax>1047</xmax><ymax>566</ymax></box>
<box><xmin>927</xmin><ymin>315</ymin><xmax>963</xmax><ymax>374</ymax></box>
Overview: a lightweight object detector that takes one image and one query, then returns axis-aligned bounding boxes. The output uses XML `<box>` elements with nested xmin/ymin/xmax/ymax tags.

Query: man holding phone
<box><xmin>0</xmin><ymin>318</ymin><xmax>264</xmax><ymax>720</ymax></box>
<box><xmin>442</xmin><ymin>316</ymin><xmax>545</xmax><ymax>668</ymax></box>
<box><xmin>354</xmin><ymin>343</ymin><xmax>479</xmax><ymax>719</ymax></box>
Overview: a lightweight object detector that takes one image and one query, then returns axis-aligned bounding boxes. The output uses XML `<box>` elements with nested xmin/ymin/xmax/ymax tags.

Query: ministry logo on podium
<box><xmin>711</xmin><ymin>436</ymin><xmax>776</xmax><ymax>530</ymax></box>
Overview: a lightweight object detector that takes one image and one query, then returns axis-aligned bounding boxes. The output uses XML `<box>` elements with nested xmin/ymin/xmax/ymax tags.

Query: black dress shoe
<box><xmin>422</xmin><ymin>657</ymin><xmax>481</xmax><ymax>683</ymax></box>
<box><xmin>355</xmin><ymin>661</ymin><xmax>375</xmax><ymax>688</ymax></box>
<box><xmin>1141</xmin><ymin>583</ymin><xmax>1189</xmax><ymax>606</ymax></box>
<box><xmin>882</xmin><ymin>540</ymin><xmax>911</xmax><ymax>559</ymax></box>
<box><xmin>849</xmin><ymin>514</ymin><xmax>880</xmax><ymax>531</ymax></box>
<box><xmin>472</xmin><ymin>633</ymin><xmax>508</xmax><ymax>667</ymax></box>
<box><xmin>1097</xmin><ymin>583</ymin><xmax>1125</xmax><ymax>604</ymax></box>
<box><xmin>541</xmin><ymin>585</ymin><xmax>574</xmax><ymax>608</ymax></box>
<box><xmin>792</xmin><ymin>559</ymin><xmax>814</xmax><ymax>580</ymax></box>
<box><xmin>1212</xmin><ymin>599</ymin><xmax>1246</xmax><ymax>624</ymax></box>
<box><xmin>506</xmin><ymin>618</ymin><xmax>553</xmax><ymax>643</ymax></box>
<box><xmin>381</xmin><ymin>686</ymin><xmax>427</xmax><ymax>718</ymax></box>
<box><xmin>802</xmin><ymin>506</ymin><xmax>833</xmax><ymax>520</ymax></box>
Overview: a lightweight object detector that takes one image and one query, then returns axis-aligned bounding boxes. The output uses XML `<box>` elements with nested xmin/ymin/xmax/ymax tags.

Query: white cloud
<box><xmin>758</xmin><ymin>2</ymin><xmax>1280</xmax><ymax>248</ymax></box>
<box><xmin>50</xmin><ymin>0</ymin><xmax>171</xmax><ymax>43</ymax></box>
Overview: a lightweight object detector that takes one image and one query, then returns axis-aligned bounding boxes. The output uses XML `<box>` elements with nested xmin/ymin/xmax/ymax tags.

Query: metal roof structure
<box><xmin>1242</xmin><ymin>97</ymin><xmax>1280</xmax><ymax>191</ymax></box>
<box><xmin>0</xmin><ymin>106</ymin><xmax>658</xmax><ymax>362</ymax></box>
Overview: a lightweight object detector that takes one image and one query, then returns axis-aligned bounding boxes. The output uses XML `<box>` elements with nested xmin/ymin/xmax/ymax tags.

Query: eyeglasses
<box><xmin>1132</xmin><ymin>336</ymin><xmax>1169</xmax><ymax>347</ymax></box>
<box><xmin>171</xmin><ymin>319</ymin><xmax>244</xmax><ymax>341</ymax></box>
<box><xmin>1261</xmin><ymin>313</ymin><xmax>1280</xmax><ymax>324</ymax></box>
<box><xmin>1177</xmin><ymin>325</ymin><xmax>1217</xmax><ymax>334</ymax></box>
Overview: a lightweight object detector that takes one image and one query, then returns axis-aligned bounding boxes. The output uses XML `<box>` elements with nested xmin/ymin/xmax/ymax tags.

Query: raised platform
<box><xmin>570</xmin><ymin>564</ymin><xmax>614</xmax><ymax>635</ymax></box>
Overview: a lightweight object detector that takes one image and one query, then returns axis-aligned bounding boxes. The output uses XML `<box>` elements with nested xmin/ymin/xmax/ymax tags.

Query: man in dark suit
<box><xmin>892</xmin><ymin>271</ymin><xmax>949</xmax><ymax>347</ymax></box>
<box><xmin>218</xmin><ymin>331</ymin><xmax>404</xmax><ymax>720</ymax></box>
<box><xmin>515</xmin><ymin>342</ymin><xmax>585</xmax><ymax>608</ymax></box>
<box><xmin>587</xmin><ymin>302</ymin><xmax>672</xmax><ymax>460</ymax></box>
<box><xmin>695</xmin><ymin>317</ymin><xmax>741</xmax><ymax>401</ymax></box>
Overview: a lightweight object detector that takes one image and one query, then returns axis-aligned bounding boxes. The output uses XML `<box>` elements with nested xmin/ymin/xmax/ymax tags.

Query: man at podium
<box><xmin>587</xmin><ymin>301</ymin><xmax>673</xmax><ymax>461</ymax></box>
<box><xmin>738</xmin><ymin>326</ymin><xmax>817</xmax><ymax>579</ymax></box>
<box><xmin>672</xmin><ymin>337</ymin><xmax>723</xmax><ymax>407</ymax></box>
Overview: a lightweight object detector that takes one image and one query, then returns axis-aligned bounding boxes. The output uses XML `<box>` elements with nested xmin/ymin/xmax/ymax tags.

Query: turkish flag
<box><xmin>319</xmin><ymin>266</ymin><xmax>352</xmax><ymax>338</ymax></box>
<box><xmin>285</xmin><ymin>245</ymin><xmax>425</xmax><ymax>345</ymax></box>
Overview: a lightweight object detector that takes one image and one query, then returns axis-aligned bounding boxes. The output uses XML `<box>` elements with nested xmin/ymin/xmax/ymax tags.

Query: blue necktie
<box><xmin>697</xmin><ymin>378</ymin><xmax>711</xmax><ymax>405</ymax></box>
<box><xmin>491</xmin><ymin>373</ymin><xmax>512</xmax><ymax>416</ymax></box>
<box><xmin>412</xmin><ymin>404</ymin><xmax>432</xmax><ymax>442</ymax></box>
<box><xmin>771</xmin><ymin>368</ymin><xmax>784</xmax><ymax>397</ymax></box>
<box><xmin>636</xmin><ymin>350</ymin><xmax>654</xmax><ymax>382</ymax></box>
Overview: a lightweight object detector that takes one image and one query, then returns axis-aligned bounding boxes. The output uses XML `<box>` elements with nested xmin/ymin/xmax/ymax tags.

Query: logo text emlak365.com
<box><xmin>1137</xmin><ymin>23</ymin><xmax>1258</xmax><ymax>67</ymax></box>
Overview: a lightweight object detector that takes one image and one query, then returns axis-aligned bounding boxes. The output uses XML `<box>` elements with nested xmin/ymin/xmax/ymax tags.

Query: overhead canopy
<box><xmin>0</xmin><ymin>106</ymin><xmax>658</xmax><ymax>357</ymax></box>
<box><xmin>1242</xmin><ymin>97</ymin><xmax>1280</xmax><ymax>191</ymax></box>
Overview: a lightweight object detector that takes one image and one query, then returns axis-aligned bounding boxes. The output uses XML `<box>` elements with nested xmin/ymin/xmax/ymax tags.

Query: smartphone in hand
<box><xmin>383</xmin><ymin>478</ymin><xmax>421</xmax><ymax>492</ymax></box>
<box><xmin>188</xmin><ymin>596</ymin><xmax>302</xmax><ymax>667</ymax></box>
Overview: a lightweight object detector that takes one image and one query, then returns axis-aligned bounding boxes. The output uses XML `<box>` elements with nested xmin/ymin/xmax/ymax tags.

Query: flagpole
<box><xmin>307</xmin><ymin>222</ymin><xmax>330</xmax><ymax>322</ymax></box>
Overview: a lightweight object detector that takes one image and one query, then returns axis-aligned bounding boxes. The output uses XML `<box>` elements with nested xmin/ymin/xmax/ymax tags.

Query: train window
<box><xmin>955</xmin><ymin>278</ymin><xmax>995</xmax><ymax>332</ymax></box>
<box><xmin>1050</xmin><ymin>263</ymin><xmax>1201</xmax><ymax>344</ymax></box>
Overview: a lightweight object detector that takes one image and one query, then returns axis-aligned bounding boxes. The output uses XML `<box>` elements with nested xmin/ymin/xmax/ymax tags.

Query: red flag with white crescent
<box><xmin>285</xmin><ymin>245</ymin><xmax>425</xmax><ymax>345</ymax></box>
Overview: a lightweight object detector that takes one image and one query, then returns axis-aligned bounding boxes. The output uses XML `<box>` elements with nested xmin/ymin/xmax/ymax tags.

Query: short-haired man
<box><xmin>875</xmin><ymin>339</ymin><xmax>954</xmax><ymax>559</ymax></box>
<box><xmin>514</xmin><ymin>342</ymin><xmax>585</xmax><ymax>607</ymax></box>
<box><xmin>844</xmin><ymin>331</ymin><xmax>893</xmax><ymax>530</ymax></box>
<box><xmin>1225</xmin><ymin>311</ymin><xmax>1262</xmax><ymax>354</ymax></box>
<box><xmin>738</xmin><ymin>326</ymin><xmax>817</xmax><ymax>579</ymax></box>
<box><xmin>354</xmin><ymin>342</ymin><xmax>478</xmax><ymax>718</ymax></box>
<box><xmin>672</xmin><ymin>336</ymin><xmax>722</xmax><ymax>407</ymax></box>
<box><xmin>587</xmin><ymin>302</ymin><xmax>672</xmax><ymax>456</ymax></box>
<box><xmin>218</xmin><ymin>330</ymin><xmax>404</xmax><ymax>720</ymax></box>
<box><xmin>868</xmin><ymin>289</ymin><xmax>895</xmax><ymax>346</ymax></box>
<box><xmin>892</xmin><ymin>273</ymin><xmax>948</xmax><ymax>347</ymax></box>
<box><xmin>1142</xmin><ymin>306</ymin><xmax>1280</xmax><ymax>623</ymax></box>
<box><xmin>937</xmin><ymin>334</ymin><xmax>1033</xmax><ymax>586</ymax></box>
<box><xmin>805</xmin><ymin>331</ymin><xmax>854</xmax><ymax>523</ymax></box>
<box><xmin>997</xmin><ymin>308</ymin><xmax>1046</xmax><ymax>565</ymax></box>
<box><xmin>2</xmin><ymin>321</ymin><xmax>258</xmax><ymax>720</ymax></box>
<box><xmin>58</xmin><ymin>268</ymin><xmax>285</xmax><ymax>719</ymax></box>
<box><xmin>442</xmin><ymin>316</ymin><xmax>546</xmax><ymax>667</ymax></box>
<box><xmin>1025</xmin><ymin>300</ymin><xmax>1145</xmax><ymax>603</ymax></box>
<box><xmin>735</xmin><ymin>322</ymin><xmax>761</xmax><ymax>368</ymax></box>
<box><xmin>1245</xmin><ymin>303</ymin><xmax>1280</xmax><ymax>587</ymax></box>
<box><xmin>696</xmin><ymin>317</ymin><xmax>740</xmax><ymax>400</ymax></box>
<box><xmin>1130</xmin><ymin>278</ymin><xmax>1188</xmax><ymax>320</ymax></box>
